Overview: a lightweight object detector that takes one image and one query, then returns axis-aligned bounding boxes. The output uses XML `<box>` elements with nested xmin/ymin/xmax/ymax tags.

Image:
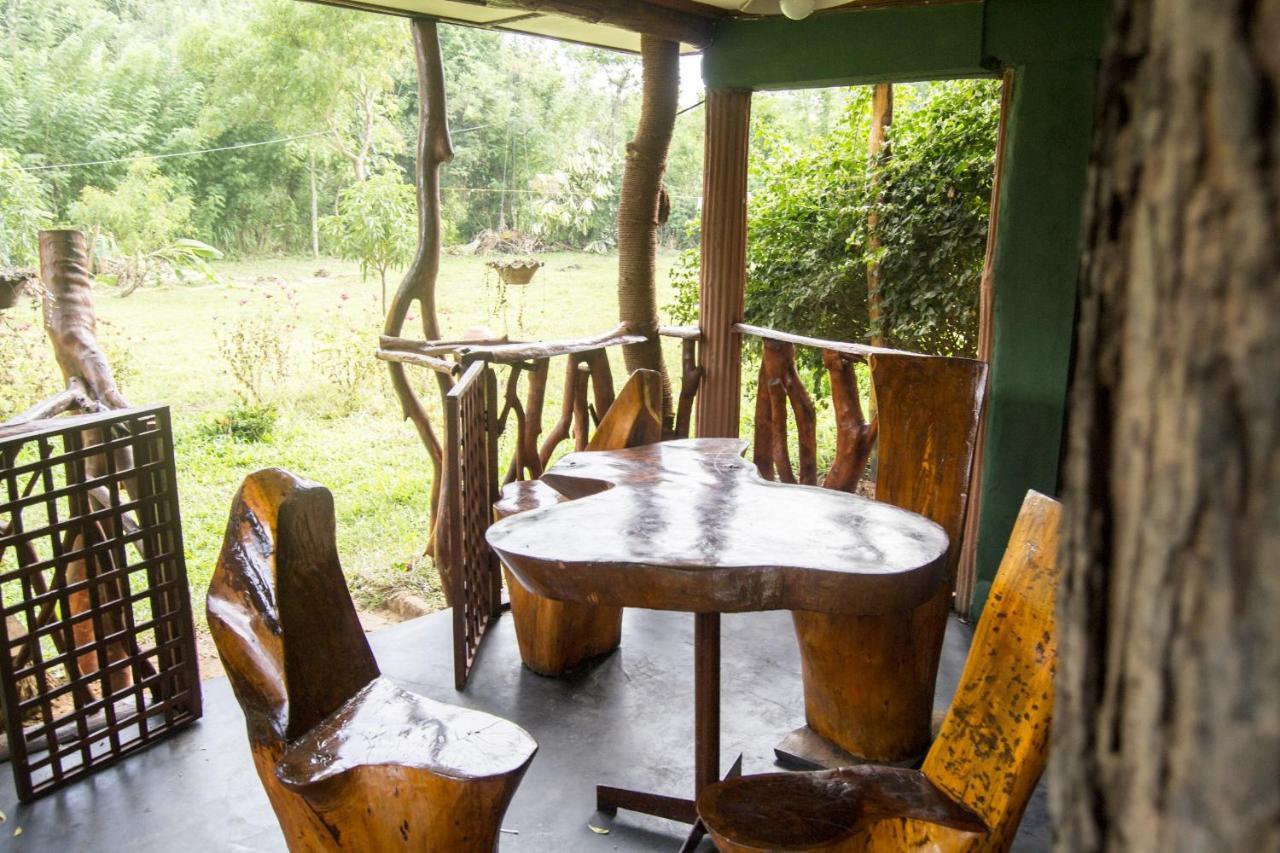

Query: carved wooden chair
<box><xmin>494</xmin><ymin>368</ymin><xmax>663</xmax><ymax>676</ymax></box>
<box><xmin>699</xmin><ymin>490</ymin><xmax>1062</xmax><ymax>852</ymax></box>
<box><xmin>787</xmin><ymin>352</ymin><xmax>988</xmax><ymax>764</ymax></box>
<box><xmin>208</xmin><ymin>468</ymin><xmax>537</xmax><ymax>852</ymax></box>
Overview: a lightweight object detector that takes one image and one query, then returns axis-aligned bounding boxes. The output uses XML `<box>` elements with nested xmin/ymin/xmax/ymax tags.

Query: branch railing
<box><xmin>376</xmin><ymin>323</ymin><xmax>701</xmax><ymax>611</ymax></box>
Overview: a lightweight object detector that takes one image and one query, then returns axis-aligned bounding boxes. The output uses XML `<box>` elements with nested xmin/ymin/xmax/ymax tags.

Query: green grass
<box><xmin>21</xmin><ymin>251</ymin><xmax>686</xmax><ymax>620</ymax></box>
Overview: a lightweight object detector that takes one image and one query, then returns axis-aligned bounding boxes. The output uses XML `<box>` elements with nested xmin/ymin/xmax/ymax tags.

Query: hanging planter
<box><xmin>0</xmin><ymin>270</ymin><xmax>34</xmax><ymax>310</ymax></box>
<box><xmin>486</xmin><ymin>258</ymin><xmax>543</xmax><ymax>286</ymax></box>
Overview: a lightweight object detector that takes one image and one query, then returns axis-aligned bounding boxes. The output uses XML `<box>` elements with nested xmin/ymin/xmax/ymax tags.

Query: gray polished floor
<box><xmin>0</xmin><ymin>607</ymin><xmax>1050</xmax><ymax>851</ymax></box>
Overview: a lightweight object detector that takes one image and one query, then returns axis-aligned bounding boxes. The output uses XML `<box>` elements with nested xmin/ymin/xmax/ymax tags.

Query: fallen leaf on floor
<box><xmin>587</xmin><ymin>823</ymin><xmax>609</xmax><ymax>835</ymax></box>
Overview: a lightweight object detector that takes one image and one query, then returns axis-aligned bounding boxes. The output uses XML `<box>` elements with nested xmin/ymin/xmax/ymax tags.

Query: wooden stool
<box><xmin>208</xmin><ymin>469</ymin><xmax>537</xmax><ymax>852</ymax></box>
<box><xmin>496</xmin><ymin>369</ymin><xmax>662</xmax><ymax>676</ymax></box>
<box><xmin>702</xmin><ymin>491</ymin><xmax>1062</xmax><ymax>852</ymax></box>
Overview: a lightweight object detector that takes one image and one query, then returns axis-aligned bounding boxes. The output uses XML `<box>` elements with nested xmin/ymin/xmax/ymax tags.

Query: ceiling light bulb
<box><xmin>779</xmin><ymin>0</ymin><xmax>815</xmax><ymax>20</ymax></box>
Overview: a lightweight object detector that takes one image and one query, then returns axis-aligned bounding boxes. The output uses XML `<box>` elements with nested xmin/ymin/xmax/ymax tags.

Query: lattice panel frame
<box><xmin>445</xmin><ymin>362</ymin><xmax>502</xmax><ymax>690</ymax></box>
<box><xmin>0</xmin><ymin>406</ymin><xmax>202</xmax><ymax>801</ymax></box>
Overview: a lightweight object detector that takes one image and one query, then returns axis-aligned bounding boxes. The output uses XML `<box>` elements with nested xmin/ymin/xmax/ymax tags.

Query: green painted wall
<box><xmin>701</xmin><ymin>0</ymin><xmax>1104</xmax><ymax>618</ymax></box>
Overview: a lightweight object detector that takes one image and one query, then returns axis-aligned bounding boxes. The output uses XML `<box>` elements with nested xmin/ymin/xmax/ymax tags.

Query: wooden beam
<box><xmin>452</xmin><ymin>0</ymin><xmax>716</xmax><ymax>46</ymax></box>
<box><xmin>695</xmin><ymin>89</ymin><xmax>751</xmax><ymax>438</ymax></box>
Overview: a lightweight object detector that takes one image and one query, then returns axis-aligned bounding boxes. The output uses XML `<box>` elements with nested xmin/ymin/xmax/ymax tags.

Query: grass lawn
<box><xmin>2</xmin><ymin>251</ymin><xmax>684</xmax><ymax>633</ymax></box>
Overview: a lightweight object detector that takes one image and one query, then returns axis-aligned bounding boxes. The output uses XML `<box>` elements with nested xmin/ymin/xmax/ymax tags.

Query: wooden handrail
<box><xmin>375</xmin><ymin>349</ymin><xmax>457</xmax><ymax>375</ymax></box>
<box><xmin>658</xmin><ymin>324</ymin><xmax>701</xmax><ymax>341</ymax></box>
<box><xmin>455</xmin><ymin>324</ymin><xmax>645</xmax><ymax>364</ymax></box>
<box><xmin>733</xmin><ymin>323</ymin><xmax>923</xmax><ymax>359</ymax></box>
<box><xmin>379</xmin><ymin>334</ymin><xmax>512</xmax><ymax>357</ymax></box>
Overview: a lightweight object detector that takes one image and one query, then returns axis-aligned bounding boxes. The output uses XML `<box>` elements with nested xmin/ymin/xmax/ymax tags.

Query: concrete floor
<box><xmin>0</xmin><ymin>608</ymin><xmax>1051</xmax><ymax>851</ymax></box>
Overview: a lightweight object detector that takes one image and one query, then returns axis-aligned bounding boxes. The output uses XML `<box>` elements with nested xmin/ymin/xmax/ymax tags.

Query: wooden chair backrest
<box><xmin>869</xmin><ymin>352</ymin><xmax>988</xmax><ymax>578</ymax></box>
<box><xmin>874</xmin><ymin>490</ymin><xmax>1061</xmax><ymax>851</ymax></box>
<box><xmin>588</xmin><ymin>368</ymin><xmax>664</xmax><ymax>452</ymax></box>
<box><xmin>207</xmin><ymin>468</ymin><xmax>379</xmax><ymax>744</ymax></box>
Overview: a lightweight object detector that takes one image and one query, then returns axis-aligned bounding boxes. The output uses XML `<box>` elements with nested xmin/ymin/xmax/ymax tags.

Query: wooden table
<box><xmin>486</xmin><ymin>438</ymin><xmax>948</xmax><ymax>848</ymax></box>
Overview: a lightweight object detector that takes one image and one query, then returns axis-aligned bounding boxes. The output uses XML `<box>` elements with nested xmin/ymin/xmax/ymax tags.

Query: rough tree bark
<box><xmin>617</xmin><ymin>35</ymin><xmax>678</xmax><ymax>425</ymax></box>
<box><xmin>384</xmin><ymin>18</ymin><xmax>454</xmax><ymax>560</ymax></box>
<box><xmin>866</xmin><ymin>83</ymin><xmax>892</xmax><ymax>349</ymax></box>
<box><xmin>1053</xmin><ymin>2</ymin><xmax>1280</xmax><ymax>851</ymax></box>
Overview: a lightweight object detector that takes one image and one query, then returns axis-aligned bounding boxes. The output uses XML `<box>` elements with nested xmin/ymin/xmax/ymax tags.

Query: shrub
<box><xmin>0</xmin><ymin>148</ymin><xmax>53</xmax><ymax>267</ymax></box>
<box><xmin>314</xmin><ymin>295</ymin><xmax>382</xmax><ymax>415</ymax></box>
<box><xmin>70</xmin><ymin>160</ymin><xmax>195</xmax><ymax>256</ymax></box>
<box><xmin>668</xmin><ymin>80</ymin><xmax>999</xmax><ymax>359</ymax></box>
<box><xmin>214</xmin><ymin>283</ymin><xmax>297</xmax><ymax>405</ymax></box>
<box><xmin>198</xmin><ymin>401</ymin><xmax>278</xmax><ymax>443</ymax></box>
<box><xmin>0</xmin><ymin>299</ymin><xmax>61</xmax><ymax>416</ymax></box>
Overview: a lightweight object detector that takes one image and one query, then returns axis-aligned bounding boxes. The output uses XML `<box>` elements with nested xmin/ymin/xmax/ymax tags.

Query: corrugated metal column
<box><xmin>695</xmin><ymin>88</ymin><xmax>751</xmax><ymax>438</ymax></box>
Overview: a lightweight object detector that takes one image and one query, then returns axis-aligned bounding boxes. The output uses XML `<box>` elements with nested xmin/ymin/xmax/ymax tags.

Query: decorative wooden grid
<box><xmin>0</xmin><ymin>407</ymin><xmax>202</xmax><ymax>801</ymax></box>
<box><xmin>444</xmin><ymin>362</ymin><xmax>503</xmax><ymax>690</ymax></box>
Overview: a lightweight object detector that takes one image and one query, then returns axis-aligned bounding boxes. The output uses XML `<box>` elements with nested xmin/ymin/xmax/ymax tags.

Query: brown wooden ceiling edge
<box><xmin>296</xmin><ymin>0</ymin><xmax>716</xmax><ymax>47</ymax></box>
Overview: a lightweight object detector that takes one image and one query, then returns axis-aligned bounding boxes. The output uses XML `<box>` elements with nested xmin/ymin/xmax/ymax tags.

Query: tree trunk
<box><xmin>617</xmin><ymin>35</ymin><xmax>677</xmax><ymax>424</ymax></box>
<box><xmin>866</xmin><ymin>83</ymin><xmax>892</xmax><ymax>349</ymax></box>
<box><xmin>1053</xmin><ymin>2</ymin><xmax>1280</xmax><ymax>851</ymax></box>
<box><xmin>309</xmin><ymin>148</ymin><xmax>320</xmax><ymax>260</ymax></box>
<box><xmin>384</xmin><ymin>19</ymin><xmax>454</xmax><ymax>560</ymax></box>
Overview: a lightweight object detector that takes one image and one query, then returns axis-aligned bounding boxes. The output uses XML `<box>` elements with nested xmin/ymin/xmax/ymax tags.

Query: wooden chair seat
<box><xmin>700</xmin><ymin>491</ymin><xmax>1062</xmax><ymax>853</ymax></box>
<box><xmin>495</xmin><ymin>479</ymin><xmax>568</xmax><ymax>518</ymax></box>
<box><xmin>209</xmin><ymin>469</ymin><xmax>537</xmax><ymax>851</ymax></box>
<box><xmin>495</xmin><ymin>369</ymin><xmax>662</xmax><ymax>677</ymax></box>
<box><xmin>276</xmin><ymin>676</ymin><xmax>535</xmax><ymax>791</ymax></box>
<box><xmin>698</xmin><ymin>765</ymin><xmax>985</xmax><ymax>852</ymax></box>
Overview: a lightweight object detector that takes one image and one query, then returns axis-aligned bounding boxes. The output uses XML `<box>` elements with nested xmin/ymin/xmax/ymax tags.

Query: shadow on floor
<box><xmin>0</xmin><ymin>608</ymin><xmax>1050</xmax><ymax>851</ymax></box>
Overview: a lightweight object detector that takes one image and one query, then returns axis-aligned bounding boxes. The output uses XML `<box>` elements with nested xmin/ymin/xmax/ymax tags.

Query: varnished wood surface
<box><xmin>276</xmin><ymin>677</ymin><xmax>537</xmax><ymax>788</ymax></box>
<box><xmin>698</xmin><ymin>491</ymin><xmax>1062</xmax><ymax>852</ymax></box>
<box><xmin>792</xmin><ymin>351</ymin><xmax>987</xmax><ymax>763</ymax></box>
<box><xmin>699</xmin><ymin>765</ymin><xmax>985</xmax><ymax>852</ymax></box>
<box><xmin>487</xmin><ymin>438</ymin><xmax>948</xmax><ymax>615</ymax></box>
<box><xmin>208</xmin><ymin>468</ymin><xmax>536</xmax><ymax>851</ymax></box>
<box><xmin>493</xmin><ymin>368</ymin><xmax>663</xmax><ymax>677</ymax></box>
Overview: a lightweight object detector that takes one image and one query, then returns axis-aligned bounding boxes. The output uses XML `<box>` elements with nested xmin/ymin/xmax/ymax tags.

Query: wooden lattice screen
<box><xmin>0</xmin><ymin>406</ymin><xmax>202</xmax><ymax>801</ymax></box>
<box><xmin>444</xmin><ymin>361</ymin><xmax>502</xmax><ymax>690</ymax></box>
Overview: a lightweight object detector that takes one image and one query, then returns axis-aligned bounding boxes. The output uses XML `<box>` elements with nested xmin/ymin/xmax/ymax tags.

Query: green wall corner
<box><xmin>971</xmin><ymin>58</ymin><xmax>1098</xmax><ymax>617</ymax></box>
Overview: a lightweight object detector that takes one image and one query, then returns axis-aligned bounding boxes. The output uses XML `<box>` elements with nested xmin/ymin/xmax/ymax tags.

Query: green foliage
<box><xmin>198</xmin><ymin>401</ymin><xmax>278</xmax><ymax>443</ymax></box>
<box><xmin>321</xmin><ymin>171</ymin><xmax>415</xmax><ymax>304</ymax></box>
<box><xmin>70</xmin><ymin>159</ymin><xmax>194</xmax><ymax>254</ymax></box>
<box><xmin>671</xmin><ymin>81</ymin><xmax>999</xmax><ymax>357</ymax></box>
<box><xmin>0</xmin><ymin>149</ymin><xmax>53</xmax><ymax>266</ymax></box>
<box><xmin>0</xmin><ymin>299</ymin><xmax>61</xmax><ymax>416</ymax></box>
<box><xmin>530</xmin><ymin>141</ymin><xmax>618</xmax><ymax>251</ymax></box>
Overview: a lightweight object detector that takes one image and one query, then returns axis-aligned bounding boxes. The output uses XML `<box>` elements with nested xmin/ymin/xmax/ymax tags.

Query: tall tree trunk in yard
<box><xmin>384</xmin><ymin>18</ymin><xmax>454</xmax><ymax>562</ymax></box>
<box><xmin>1053</xmin><ymin>2</ymin><xmax>1280</xmax><ymax>851</ymax></box>
<box><xmin>617</xmin><ymin>35</ymin><xmax>678</xmax><ymax>425</ymax></box>
<box><xmin>866</xmin><ymin>83</ymin><xmax>892</xmax><ymax>349</ymax></box>
<box><xmin>309</xmin><ymin>148</ymin><xmax>320</xmax><ymax>260</ymax></box>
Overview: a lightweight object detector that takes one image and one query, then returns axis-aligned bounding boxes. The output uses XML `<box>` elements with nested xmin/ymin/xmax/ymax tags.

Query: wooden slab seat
<box><xmin>494</xmin><ymin>369</ymin><xmax>663</xmax><ymax>676</ymax></box>
<box><xmin>787</xmin><ymin>352</ymin><xmax>988</xmax><ymax>765</ymax></box>
<box><xmin>208</xmin><ymin>469</ymin><xmax>537</xmax><ymax>852</ymax></box>
<box><xmin>698</xmin><ymin>490</ymin><xmax>1062</xmax><ymax>853</ymax></box>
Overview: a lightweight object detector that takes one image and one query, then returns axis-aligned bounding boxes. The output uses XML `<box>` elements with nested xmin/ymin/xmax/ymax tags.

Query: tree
<box><xmin>323</xmin><ymin>169</ymin><xmax>415</xmax><ymax>313</ymax></box>
<box><xmin>668</xmin><ymin>81</ymin><xmax>998</xmax><ymax>359</ymax></box>
<box><xmin>0</xmin><ymin>148</ymin><xmax>52</xmax><ymax>266</ymax></box>
<box><xmin>616</xmin><ymin>35</ymin><xmax>678</xmax><ymax>423</ymax></box>
<box><xmin>1053</xmin><ymin>1</ymin><xmax>1280</xmax><ymax>850</ymax></box>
